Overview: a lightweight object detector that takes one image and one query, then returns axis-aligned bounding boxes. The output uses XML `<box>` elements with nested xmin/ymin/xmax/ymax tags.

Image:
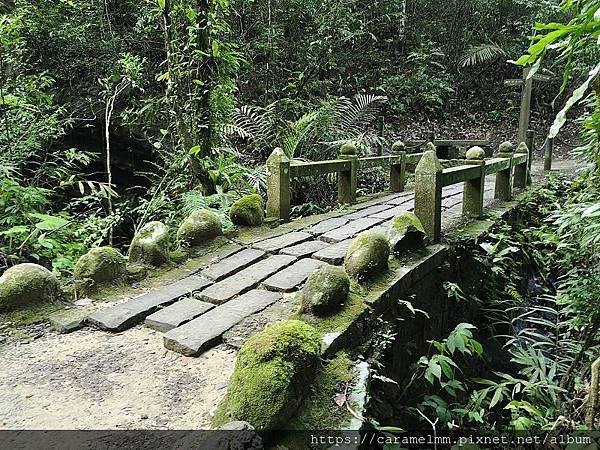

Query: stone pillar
<box><xmin>462</xmin><ymin>146</ymin><xmax>485</xmax><ymax>218</ymax></box>
<box><xmin>338</xmin><ymin>142</ymin><xmax>358</xmax><ymax>204</ymax></box>
<box><xmin>414</xmin><ymin>144</ymin><xmax>442</xmax><ymax>243</ymax></box>
<box><xmin>494</xmin><ymin>141</ymin><xmax>514</xmax><ymax>201</ymax></box>
<box><xmin>266</xmin><ymin>147</ymin><xmax>291</xmax><ymax>223</ymax></box>
<box><xmin>390</xmin><ymin>141</ymin><xmax>406</xmax><ymax>193</ymax></box>
<box><xmin>513</xmin><ymin>142</ymin><xmax>529</xmax><ymax>189</ymax></box>
<box><xmin>526</xmin><ymin>130</ymin><xmax>534</xmax><ymax>185</ymax></box>
<box><xmin>544</xmin><ymin>137</ymin><xmax>554</xmax><ymax>171</ymax></box>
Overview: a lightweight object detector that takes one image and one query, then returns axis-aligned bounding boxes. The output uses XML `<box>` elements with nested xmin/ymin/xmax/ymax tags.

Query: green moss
<box><xmin>176</xmin><ymin>209</ymin><xmax>223</xmax><ymax>247</ymax></box>
<box><xmin>391</xmin><ymin>141</ymin><xmax>406</xmax><ymax>153</ymax></box>
<box><xmin>229</xmin><ymin>194</ymin><xmax>264</xmax><ymax>226</ymax></box>
<box><xmin>287</xmin><ymin>352</ymin><xmax>353</xmax><ymax>430</ymax></box>
<box><xmin>388</xmin><ymin>212</ymin><xmax>427</xmax><ymax>253</ymax></box>
<box><xmin>128</xmin><ymin>221</ymin><xmax>170</xmax><ymax>267</ymax></box>
<box><xmin>465</xmin><ymin>146</ymin><xmax>485</xmax><ymax>160</ymax></box>
<box><xmin>0</xmin><ymin>263</ymin><xmax>61</xmax><ymax>312</ymax></box>
<box><xmin>344</xmin><ymin>231</ymin><xmax>390</xmax><ymax>280</ymax></box>
<box><xmin>300</xmin><ymin>265</ymin><xmax>350</xmax><ymax>315</ymax></box>
<box><xmin>73</xmin><ymin>246</ymin><xmax>126</xmax><ymax>288</ymax></box>
<box><xmin>169</xmin><ymin>249</ymin><xmax>188</xmax><ymax>264</ymax></box>
<box><xmin>227</xmin><ymin>319</ymin><xmax>321</xmax><ymax>430</ymax></box>
<box><xmin>498</xmin><ymin>141</ymin><xmax>514</xmax><ymax>154</ymax></box>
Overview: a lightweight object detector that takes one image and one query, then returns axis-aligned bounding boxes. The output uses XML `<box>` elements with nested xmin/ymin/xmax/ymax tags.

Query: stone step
<box><xmin>199</xmin><ymin>255</ymin><xmax>295</xmax><ymax>304</ymax></box>
<box><xmin>280</xmin><ymin>240</ymin><xmax>330</xmax><ymax>258</ymax></box>
<box><xmin>320</xmin><ymin>217</ymin><xmax>383</xmax><ymax>243</ymax></box>
<box><xmin>144</xmin><ymin>298</ymin><xmax>214</xmax><ymax>332</ymax></box>
<box><xmin>385</xmin><ymin>192</ymin><xmax>415</xmax><ymax>206</ymax></box>
<box><xmin>163</xmin><ymin>289</ymin><xmax>281</xmax><ymax>356</ymax></box>
<box><xmin>262</xmin><ymin>258</ymin><xmax>326</xmax><ymax>292</ymax></box>
<box><xmin>252</xmin><ymin>231</ymin><xmax>312</xmax><ymax>253</ymax></box>
<box><xmin>344</xmin><ymin>204</ymin><xmax>391</xmax><ymax>220</ymax></box>
<box><xmin>312</xmin><ymin>239</ymin><xmax>352</xmax><ymax>265</ymax></box>
<box><xmin>202</xmin><ymin>248</ymin><xmax>265</xmax><ymax>281</ymax></box>
<box><xmin>305</xmin><ymin>217</ymin><xmax>349</xmax><ymax>236</ymax></box>
<box><xmin>353</xmin><ymin>193</ymin><xmax>401</xmax><ymax>210</ymax></box>
<box><xmin>87</xmin><ymin>275</ymin><xmax>212</xmax><ymax>332</ymax></box>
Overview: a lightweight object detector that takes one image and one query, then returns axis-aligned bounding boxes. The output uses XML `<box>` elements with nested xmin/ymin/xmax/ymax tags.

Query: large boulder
<box><xmin>177</xmin><ymin>209</ymin><xmax>222</xmax><ymax>247</ymax></box>
<box><xmin>227</xmin><ymin>320</ymin><xmax>321</xmax><ymax>429</ymax></box>
<box><xmin>300</xmin><ymin>265</ymin><xmax>350</xmax><ymax>315</ymax></box>
<box><xmin>128</xmin><ymin>221</ymin><xmax>170</xmax><ymax>267</ymax></box>
<box><xmin>73</xmin><ymin>247</ymin><xmax>126</xmax><ymax>286</ymax></box>
<box><xmin>0</xmin><ymin>263</ymin><xmax>61</xmax><ymax>311</ymax></box>
<box><xmin>387</xmin><ymin>212</ymin><xmax>427</xmax><ymax>254</ymax></box>
<box><xmin>229</xmin><ymin>194</ymin><xmax>264</xmax><ymax>227</ymax></box>
<box><xmin>344</xmin><ymin>231</ymin><xmax>390</xmax><ymax>280</ymax></box>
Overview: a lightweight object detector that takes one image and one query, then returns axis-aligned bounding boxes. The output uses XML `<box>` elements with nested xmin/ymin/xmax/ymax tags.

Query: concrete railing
<box><xmin>265</xmin><ymin>143</ymin><xmax>424</xmax><ymax>222</ymax></box>
<box><xmin>414</xmin><ymin>142</ymin><xmax>530</xmax><ymax>242</ymax></box>
<box><xmin>265</xmin><ymin>140</ymin><xmax>530</xmax><ymax>240</ymax></box>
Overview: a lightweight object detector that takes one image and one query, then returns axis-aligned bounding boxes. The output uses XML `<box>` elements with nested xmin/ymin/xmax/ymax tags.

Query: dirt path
<box><xmin>0</xmin><ymin>326</ymin><xmax>235</xmax><ymax>430</ymax></box>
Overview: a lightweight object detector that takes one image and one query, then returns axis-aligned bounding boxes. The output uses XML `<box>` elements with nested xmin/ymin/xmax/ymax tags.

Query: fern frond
<box><xmin>459</xmin><ymin>43</ymin><xmax>508</xmax><ymax>68</ymax></box>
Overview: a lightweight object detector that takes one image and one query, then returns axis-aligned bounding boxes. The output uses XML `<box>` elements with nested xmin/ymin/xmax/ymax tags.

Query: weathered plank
<box><xmin>252</xmin><ymin>231</ymin><xmax>312</xmax><ymax>252</ymax></box>
<box><xmin>202</xmin><ymin>248</ymin><xmax>265</xmax><ymax>281</ymax></box>
<box><xmin>144</xmin><ymin>298</ymin><xmax>214</xmax><ymax>332</ymax></box>
<box><xmin>262</xmin><ymin>258</ymin><xmax>326</xmax><ymax>292</ymax></box>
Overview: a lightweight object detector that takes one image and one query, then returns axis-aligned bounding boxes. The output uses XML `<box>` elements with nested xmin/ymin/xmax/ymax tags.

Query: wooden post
<box><xmin>544</xmin><ymin>137</ymin><xmax>554</xmax><ymax>171</ymax></box>
<box><xmin>518</xmin><ymin>68</ymin><xmax>533</xmax><ymax>144</ymax></box>
<box><xmin>338</xmin><ymin>143</ymin><xmax>358</xmax><ymax>204</ymax></box>
<box><xmin>414</xmin><ymin>144</ymin><xmax>442</xmax><ymax>243</ymax></box>
<box><xmin>390</xmin><ymin>141</ymin><xmax>406</xmax><ymax>193</ymax></box>
<box><xmin>266</xmin><ymin>148</ymin><xmax>290</xmax><ymax>223</ymax></box>
<box><xmin>494</xmin><ymin>141</ymin><xmax>514</xmax><ymax>201</ymax></box>
<box><xmin>377</xmin><ymin>116</ymin><xmax>385</xmax><ymax>156</ymax></box>
<box><xmin>513</xmin><ymin>142</ymin><xmax>529</xmax><ymax>189</ymax></box>
<box><xmin>462</xmin><ymin>147</ymin><xmax>485</xmax><ymax>218</ymax></box>
<box><xmin>526</xmin><ymin>129</ymin><xmax>534</xmax><ymax>184</ymax></box>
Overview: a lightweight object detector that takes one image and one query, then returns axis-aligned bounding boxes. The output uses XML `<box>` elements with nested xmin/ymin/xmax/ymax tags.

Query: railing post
<box><xmin>266</xmin><ymin>147</ymin><xmax>290</xmax><ymax>223</ymax></box>
<box><xmin>338</xmin><ymin>142</ymin><xmax>358</xmax><ymax>204</ymax></box>
<box><xmin>494</xmin><ymin>141</ymin><xmax>514</xmax><ymax>201</ymax></box>
<box><xmin>526</xmin><ymin>130</ymin><xmax>534</xmax><ymax>185</ymax></box>
<box><xmin>414</xmin><ymin>143</ymin><xmax>442</xmax><ymax>243</ymax></box>
<box><xmin>513</xmin><ymin>142</ymin><xmax>529</xmax><ymax>189</ymax></box>
<box><xmin>544</xmin><ymin>137</ymin><xmax>554</xmax><ymax>171</ymax></box>
<box><xmin>376</xmin><ymin>116</ymin><xmax>385</xmax><ymax>156</ymax></box>
<box><xmin>462</xmin><ymin>146</ymin><xmax>485</xmax><ymax>218</ymax></box>
<box><xmin>390</xmin><ymin>141</ymin><xmax>406</xmax><ymax>193</ymax></box>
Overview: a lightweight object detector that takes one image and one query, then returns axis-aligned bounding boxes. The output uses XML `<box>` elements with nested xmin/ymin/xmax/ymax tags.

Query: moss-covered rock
<box><xmin>73</xmin><ymin>247</ymin><xmax>126</xmax><ymax>287</ymax></box>
<box><xmin>128</xmin><ymin>221</ymin><xmax>170</xmax><ymax>267</ymax></box>
<box><xmin>340</xmin><ymin>141</ymin><xmax>357</xmax><ymax>155</ymax></box>
<box><xmin>0</xmin><ymin>263</ymin><xmax>61</xmax><ymax>311</ymax></box>
<box><xmin>176</xmin><ymin>209</ymin><xmax>223</xmax><ymax>247</ymax></box>
<box><xmin>300</xmin><ymin>265</ymin><xmax>350</xmax><ymax>315</ymax></box>
<box><xmin>387</xmin><ymin>212</ymin><xmax>427</xmax><ymax>254</ymax></box>
<box><xmin>466</xmin><ymin>146</ymin><xmax>485</xmax><ymax>160</ymax></box>
<box><xmin>344</xmin><ymin>231</ymin><xmax>390</xmax><ymax>280</ymax></box>
<box><xmin>227</xmin><ymin>319</ymin><xmax>321</xmax><ymax>429</ymax></box>
<box><xmin>229</xmin><ymin>194</ymin><xmax>264</xmax><ymax>226</ymax></box>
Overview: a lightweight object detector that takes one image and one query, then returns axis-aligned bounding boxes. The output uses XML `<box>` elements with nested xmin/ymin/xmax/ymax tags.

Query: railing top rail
<box><xmin>289</xmin><ymin>159</ymin><xmax>351</xmax><ymax>178</ymax></box>
<box><xmin>405</xmin><ymin>139</ymin><xmax>491</xmax><ymax>147</ymax></box>
<box><xmin>440</xmin><ymin>164</ymin><xmax>482</xmax><ymax>187</ymax></box>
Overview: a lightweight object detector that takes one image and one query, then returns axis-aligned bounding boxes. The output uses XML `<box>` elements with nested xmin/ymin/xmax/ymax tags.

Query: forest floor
<box><xmin>0</xmin><ymin>157</ymin><xmax>584</xmax><ymax>431</ymax></box>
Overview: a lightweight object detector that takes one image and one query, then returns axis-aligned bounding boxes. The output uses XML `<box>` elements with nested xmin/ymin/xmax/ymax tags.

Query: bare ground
<box><xmin>0</xmin><ymin>326</ymin><xmax>235</xmax><ymax>430</ymax></box>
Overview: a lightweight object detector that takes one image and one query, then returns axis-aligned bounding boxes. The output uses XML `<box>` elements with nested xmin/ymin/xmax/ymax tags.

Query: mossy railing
<box><xmin>265</xmin><ymin>141</ymin><xmax>529</xmax><ymax>242</ymax></box>
<box><xmin>265</xmin><ymin>145</ymin><xmax>423</xmax><ymax>222</ymax></box>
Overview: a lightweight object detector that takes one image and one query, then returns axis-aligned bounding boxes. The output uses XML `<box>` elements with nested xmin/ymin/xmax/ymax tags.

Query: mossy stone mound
<box><xmin>128</xmin><ymin>221</ymin><xmax>170</xmax><ymax>267</ymax></box>
<box><xmin>176</xmin><ymin>209</ymin><xmax>222</xmax><ymax>247</ymax></box>
<box><xmin>227</xmin><ymin>319</ymin><xmax>321</xmax><ymax>429</ymax></box>
<box><xmin>300</xmin><ymin>265</ymin><xmax>350</xmax><ymax>315</ymax></box>
<box><xmin>498</xmin><ymin>141</ymin><xmax>514</xmax><ymax>154</ymax></box>
<box><xmin>344</xmin><ymin>231</ymin><xmax>390</xmax><ymax>280</ymax></box>
<box><xmin>73</xmin><ymin>247</ymin><xmax>126</xmax><ymax>286</ymax></box>
<box><xmin>229</xmin><ymin>194</ymin><xmax>264</xmax><ymax>226</ymax></box>
<box><xmin>0</xmin><ymin>263</ymin><xmax>61</xmax><ymax>311</ymax></box>
<box><xmin>387</xmin><ymin>212</ymin><xmax>427</xmax><ymax>254</ymax></box>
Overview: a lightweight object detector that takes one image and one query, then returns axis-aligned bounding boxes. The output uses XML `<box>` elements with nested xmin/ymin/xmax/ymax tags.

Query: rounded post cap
<box><xmin>497</xmin><ymin>141</ymin><xmax>514</xmax><ymax>154</ymax></box>
<box><xmin>391</xmin><ymin>140</ymin><xmax>406</xmax><ymax>154</ymax></box>
<box><xmin>340</xmin><ymin>141</ymin><xmax>357</xmax><ymax>156</ymax></box>
<box><xmin>466</xmin><ymin>146</ymin><xmax>485</xmax><ymax>160</ymax></box>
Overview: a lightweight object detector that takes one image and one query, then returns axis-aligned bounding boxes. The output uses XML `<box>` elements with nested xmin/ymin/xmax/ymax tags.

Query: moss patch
<box><xmin>128</xmin><ymin>221</ymin><xmax>170</xmax><ymax>267</ymax></box>
<box><xmin>177</xmin><ymin>209</ymin><xmax>223</xmax><ymax>247</ymax></box>
<box><xmin>229</xmin><ymin>194</ymin><xmax>264</xmax><ymax>226</ymax></box>
<box><xmin>73</xmin><ymin>247</ymin><xmax>126</xmax><ymax>288</ymax></box>
<box><xmin>226</xmin><ymin>319</ymin><xmax>322</xmax><ymax>429</ymax></box>
<box><xmin>0</xmin><ymin>263</ymin><xmax>61</xmax><ymax>312</ymax></box>
<box><xmin>344</xmin><ymin>231</ymin><xmax>390</xmax><ymax>280</ymax></box>
<box><xmin>300</xmin><ymin>265</ymin><xmax>350</xmax><ymax>315</ymax></box>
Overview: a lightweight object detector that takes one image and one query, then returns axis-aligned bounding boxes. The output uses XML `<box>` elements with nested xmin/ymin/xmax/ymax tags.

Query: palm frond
<box><xmin>459</xmin><ymin>43</ymin><xmax>508</xmax><ymax>68</ymax></box>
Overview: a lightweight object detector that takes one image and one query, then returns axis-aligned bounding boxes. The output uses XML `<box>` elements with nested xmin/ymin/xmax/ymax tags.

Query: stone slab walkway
<box><xmin>85</xmin><ymin>176</ymin><xmax>500</xmax><ymax>357</ymax></box>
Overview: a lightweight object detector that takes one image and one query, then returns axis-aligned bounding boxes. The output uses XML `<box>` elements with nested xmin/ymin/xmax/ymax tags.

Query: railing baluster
<box><xmin>338</xmin><ymin>143</ymin><xmax>358</xmax><ymax>204</ymax></box>
<box><xmin>462</xmin><ymin>147</ymin><xmax>485</xmax><ymax>218</ymax></box>
<box><xmin>266</xmin><ymin>147</ymin><xmax>291</xmax><ymax>223</ymax></box>
<box><xmin>414</xmin><ymin>144</ymin><xmax>442</xmax><ymax>243</ymax></box>
<box><xmin>494</xmin><ymin>142</ymin><xmax>514</xmax><ymax>201</ymax></box>
<box><xmin>390</xmin><ymin>141</ymin><xmax>406</xmax><ymax>193</ymax></box>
